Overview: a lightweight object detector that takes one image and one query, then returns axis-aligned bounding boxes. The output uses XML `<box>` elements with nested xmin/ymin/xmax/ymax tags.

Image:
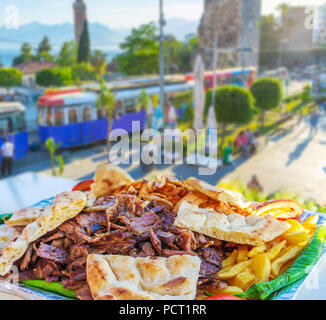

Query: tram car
<box><xmin>37</xmin><ymin>80</ymin><xmax>194</xmax><ymax>149</ymax></box>
<box><xmin>185</xmin><ymin>67</ymin><xmax>257</xmax><ymax>91</ymax></box>
<box><xmin>0</xmin><ymin>102</ymin><xmax>28</xmax><ymax>163</ymax></box>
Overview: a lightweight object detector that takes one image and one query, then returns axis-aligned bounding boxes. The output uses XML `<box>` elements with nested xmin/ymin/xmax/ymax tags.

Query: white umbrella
<box><xmin>207</xmin><ymin>106</ymin><xmax>217</xmax><ymax>129</ymax></box>
<box><xmin>193</xmin><ymin>55</ymin><xmax>205</xmax><ymax>130</ymax></box>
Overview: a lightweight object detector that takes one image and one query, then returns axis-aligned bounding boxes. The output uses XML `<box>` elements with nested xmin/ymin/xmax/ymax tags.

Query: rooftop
<box><xmin>15</xmin><ymin>61</ymin><xmax>56</xmax><ymax>75</ymax></box>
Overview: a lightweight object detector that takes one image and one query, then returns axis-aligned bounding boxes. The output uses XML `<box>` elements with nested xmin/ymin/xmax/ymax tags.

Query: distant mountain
<box><xmin>0</xmin><ymin>22</ymin><xmax>128</xmax><ymax>50</ymax></box>
<box><xmin>163</xmin><ymin>18</ymin><xmax>199</xmax><ymax>40</ymax></box>
<box><xmin>0</xmin><ymin>18</ymin><xmax>199</xmax><ymax>51</ymax></box>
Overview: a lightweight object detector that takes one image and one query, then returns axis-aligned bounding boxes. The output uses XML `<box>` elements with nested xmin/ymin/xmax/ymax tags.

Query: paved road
<box><xmin>224</xmin><ymin>112</ymin><xmax>326</xmax><ymax>203</ymax></box>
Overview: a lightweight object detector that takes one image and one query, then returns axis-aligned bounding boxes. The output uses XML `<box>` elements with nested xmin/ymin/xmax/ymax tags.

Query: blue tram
<box><xmin>37</xmin><ymin>81</ymin><xmax>194</xmax><ymax>148</ymax></box>
<box><xmin>0</xmin><ymin>102</ymin><xmax>28</xmax><ymax>163</ymax></box>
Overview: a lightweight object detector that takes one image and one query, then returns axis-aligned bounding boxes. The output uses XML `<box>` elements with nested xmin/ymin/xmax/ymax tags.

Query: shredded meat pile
<box><xmin>16</xmin><ymin>178</ymin><xmax>229</xmax><ymax>300</ymax></box>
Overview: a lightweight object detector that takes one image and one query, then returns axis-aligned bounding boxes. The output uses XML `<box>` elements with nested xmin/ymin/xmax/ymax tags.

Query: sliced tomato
<box><xmin>252</xmin><ymin>199</ymin><xmax>304</xmax><ymax>220</ymax></box>
<box><xmin>72</xmin><ymin>179</ymin><xmax>95</xmax><ymax>192</ymax></box>
<box><xmin>203</xmin><ymin>294</ymin><xmax>242</xmax><ymax>300</ymax></box>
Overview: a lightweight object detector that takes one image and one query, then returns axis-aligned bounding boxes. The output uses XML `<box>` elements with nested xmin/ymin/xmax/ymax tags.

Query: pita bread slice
<box><xmin>174</xmin><ymin>201</ymin><xmax>289</xmax><ymax>246</ymax></box>
<box><xmin>0</xmin><ymin>225</ymin><xmax>20</xmax><ymax>252</ymax></box>
<box><xmin>6</xmin><ymin>207</ymin><xmax>43</xmax><ymax>227</ymax></box>
<box><xmin>87</xmin><ymin>254</ymin><xmax>201</xmax><ymax>300</ymax></box>
<box><xmin>185</xmin><ymin>177</ymin><xmax>252</xmax><ymax>211</ymax></box>
<box><xmin>0</xmin><ymin>191</ymin><xmax>87</xmax><ymax>276</ymax></box>
<box><xmin>37</xmin><ymin>191</ymin><xmax>87</xmax><ymax>232</ymax></box>
<box><xmin>91</xmin><ymin>163</ymin><xmax>134</xmax><ymax>198</ymax></box>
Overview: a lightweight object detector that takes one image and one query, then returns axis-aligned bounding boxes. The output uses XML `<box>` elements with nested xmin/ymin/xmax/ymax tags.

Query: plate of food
<box><xmin>0</xmin><ymin>163</ymin><xmax>325</xmax><ymax>300</ymax></box>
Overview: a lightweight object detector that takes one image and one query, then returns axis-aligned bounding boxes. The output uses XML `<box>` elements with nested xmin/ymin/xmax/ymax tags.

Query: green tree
<box><xmin>90</xmin><ymin>49</ymin><xmax>107</xmax><ymax>75</ymax></box>
<box><xmin>36</xmin><ymin>67</ymin><xmax>73</xmax><ymax>87</ymax></box>
<box><xmin>0</xmin><ymin>68</ymin><xmax>23</xmax><ymax>88</ymax></box>
<box><xmin>259</xmin><ymin>14</ymin><xmax>280</xmax><ymax>68</ymax></box>
<box><xmin>37</xmin><ymin>36</ymin><xmax>53</xmax><ymax>61</ymax></box>
<box><xmin>276</xmin><ymin>2</ymin><xmax>290</xmax><ymax>27</ymax></box>
<box><xmin>56</xmin><ymin>41</ymin><xmax>77</xmax><ymax>67</ymax></box>
<box><xmin>115</xmin><ymin>22</ymin><xmax>159</xmax><ymax>75</ymax></box>
<box><xmin>45</xmin><ymin>137</ymin><xmax>64</xmax><ymax>176</ymax></box>
<box><xmin>205</xmin><ymin>85</ymin><xmax>254</xmax><ymax>145</ymax></box>
<box><xmin>72</xmin><ymin>63</ymin><xmax>98</xmax><ymax>82</ymax></box>
<box><xmin>178</xmin><ymin>36</ymin><xmax>198</xmax><ymax>73</ymax></box>
<box><xmin>78</xmin><ymin>20</ymin><xmax>91</xmax><ymax>63</ymax></box>
<box><xmin>96</xmin><ymin>80</ymin><xmax>115</xmax><ymax>159</ymax></box>
<box><xmin>164</xmin><ymin>35</ymin><xmax>183</xmax><ymax>74</ymax></box>
<box><xmin>251</xmin><ymin>77</ymin><xmax>283</xmax><ymax>127</ymax></box>
<box><xmin>301</xmin><ymin>84</ymin><xmax>312</xmax><ymax>102</ymax></box>
<box><xmin>12</xmin><ymin>42</ymin><xmax>35</xmax><ymax>66</ymax></box>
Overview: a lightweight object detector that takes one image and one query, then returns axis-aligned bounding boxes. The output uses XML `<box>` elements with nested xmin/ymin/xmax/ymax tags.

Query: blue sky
<box><xmin>0</xmin><ymin>0</ymin><xmax>323</xmax><ymax>28</ymax></box>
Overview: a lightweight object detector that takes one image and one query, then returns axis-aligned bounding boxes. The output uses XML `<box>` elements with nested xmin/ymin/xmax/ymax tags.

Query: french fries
<box><xmin>236</xmin><ymin>245</ymin><xmax>249</xmax><ymax>263</ymax></box>
<box><xmin>266</xmin><ymin>240</ymin><xmax>286</xmax><ymax>261</ymax></box>
<box><xmin>206</xmin><ymin>285</ymin><xmax>244</xmax><ymax>295</ymax></box>
<box><xmin>271</xmin><ymin>245</ymin><xmax>303</xmax><ymax>276</ymax></box>
<box><xmin>209</xmin><ymin>215</ymin><xmax>318</xmax><ymax>297</ymax></box>
<box><xmin>222</xmin><ymin>249</ymin><xmax>238</xmax><ymax>269</ymax></box>
<box><xmin>248</xmin><ymin>244</ymin><xmax>267</xmax><ymax>258</ymax></box>
<box><xmin>229</xmin><ymin>268</ymin><xmax>255</xmax><ymax>290</ymax></box>
<box><xmin>282</xmin><ymin>230</ymin><xmax>309</xmax><ymax>245</ymax></box>
<box><xmin>251</xmin><ymin>254</ymin><xmax>271</xmax><ymax>283</ymax></box>
<box><xmin>218</xmin><ymin>260</ymin><xmax>252</xmax><ymax>280</ymax></box>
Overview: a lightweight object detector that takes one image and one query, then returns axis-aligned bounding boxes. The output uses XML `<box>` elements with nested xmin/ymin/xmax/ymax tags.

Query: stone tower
<box><xmin>73</xmin><ymin>0</ymin><xmax>87</xmax><ymax>42</ymax></box>
<box><xmin>198</xmin><ymin>0</ymin><xmax>261</xmax><ymax>70</ymax></box>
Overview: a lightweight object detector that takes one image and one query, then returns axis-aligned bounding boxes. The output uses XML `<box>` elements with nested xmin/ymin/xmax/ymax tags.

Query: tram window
<box><xmin>54</xmin><ymin>108</ymin><xmax>65</xmax><ymax>126</ymax></box>
<box><xmin>38</xmin><ymin>108</ymin><xmax>44</xmax><ymax>126</ymax></box>
<box><xmin>115</xmin><ymin>101</ymin><xmax>124</xmax><ymax>116</ymax></box>
<box><xmin>12</xmin><ymin>112</ymin><xmax>25</xmax><ymax>132</ymax></box>
<box><xmin>204</xmin><ymin>78</ymin><xmax>211</xmax><ymax>89</ymax></box>
<box><xmin>124</xmin><ymin>99</ymin><xmax>136</xmax><ymax>113</ymax></box>
<box><xmin>0</xmin><ymin>118</ymin><xmax>9</xmax><ymax>137</ymax></box>
<box><xmin>68</xmin><ymin>109</ymin><xmax>78</xmax><ymax>124</ymax></box>
<box><xmin>97</xmin><ymin>108</ymin><xmax>106</xmax><ymax>119</ymax></box>
<box><xmin>46</xmin><ymin>107</ymin><xmax>53</xmax><ymax>126</ymax></box>
<box><xmin>83</xmin><ymin>107</ymin><xmax>91</xmax><ymax>121</ymax></box>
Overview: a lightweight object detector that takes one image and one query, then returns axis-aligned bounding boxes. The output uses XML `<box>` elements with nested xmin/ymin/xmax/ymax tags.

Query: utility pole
<box><xmin>159</xmin><ymin>0</ymin><xmax>165</xmax><ymax>123</ymax></box>
<box><xmin>211</xmin><ymin>33</ymin><xmax>218</xmax><ymax>111</ymax></box>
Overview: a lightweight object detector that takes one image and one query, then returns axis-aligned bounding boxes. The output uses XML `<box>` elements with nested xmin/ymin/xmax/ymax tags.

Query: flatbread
<box><xmin>6</xmin><ymin>207</ymin><xmax>43</xmax><ymax>227</ymax></box>
<box><xmin>0</xmin><ymin>225</ymin><xmax>20</xmax><ymax>252</ymax></box>
<box><xmin>185</xmin><ymin>177</ymin><xmax>252</xmax><ymax>211</ymax></box>
<box><xmin>87</xmin><ymin>254</ymin><xmax>201</xmax><ymax>300</ymax></box>
<box><xmin>174</xmin><ymin>201</ymin><xmax>289</xmax><ymax>246</ymax></box>
<box><xmin>0</xmin><ymin>191</ymin><xmax>87</xmax><ymax>276</ymax></box>
<box><xmin>91</xmin><ymin>163</ymin><xmax>134</xmax><ymax>198</ymax></box>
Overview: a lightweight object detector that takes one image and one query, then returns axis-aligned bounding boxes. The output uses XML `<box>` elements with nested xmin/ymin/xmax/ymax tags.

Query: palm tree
<box><xmin>276</xmin><ymin>2</ymin><xmax>290</xmax><ymax>27</ymax></box>
<box><xmin>90</xmin><ymin>49</ymin><xmax>107</xmax><ymax>75</ymax></box>
<box><xmin>97</xmin><ymin>79</ymin><xmax>115</xmax><ymax>160</ymax></box>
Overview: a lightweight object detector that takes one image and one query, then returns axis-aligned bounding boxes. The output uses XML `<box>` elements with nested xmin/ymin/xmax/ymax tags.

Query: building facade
<box><xmin>198</xmin><ymin>0</ymin><xmax>261</xmax><ymax>69</ymax></box>
<box><xmin>73</xmin><ymin>0</ymin><xmax>87</xmax><ymax>42</ymax></box>
<box><xmin>283</xmin><ymin>6</ymin><xmax>313</xmax><ymax>50</ymax></box>
<box><xmin>313</xmin><ymin>4</ymin><xmax>326</xmax><ymax>45</ymax></box>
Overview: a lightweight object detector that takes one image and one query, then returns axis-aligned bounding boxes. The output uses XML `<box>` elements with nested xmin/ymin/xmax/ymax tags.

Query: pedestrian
<box><xmin>245</xmin><ymin>128</ymin><xmax>259</xmax><ymax>154</ymax></box>
<box><xmin>167</xmin><ymin>103</ymin><xmax>177</xmax><ymax>129</ymax></box>
<box><xmin>309</xmin><ymin>110</ymin><xmax>319</xmax><ymax>136</ymax></box>
<box><xmin>1</xmin><ymin>137</ymin><xmax>14</xmax><ymax>177</ymax></box>
<box><xmin>247</xmin><ymin>175</ymin><xmax>263</xmax><ymax>193</ymax></box>
<box><xmin>235</xmin><ymin>131</ymin><xmax>250</xmax><ymax>158</ymax></box>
